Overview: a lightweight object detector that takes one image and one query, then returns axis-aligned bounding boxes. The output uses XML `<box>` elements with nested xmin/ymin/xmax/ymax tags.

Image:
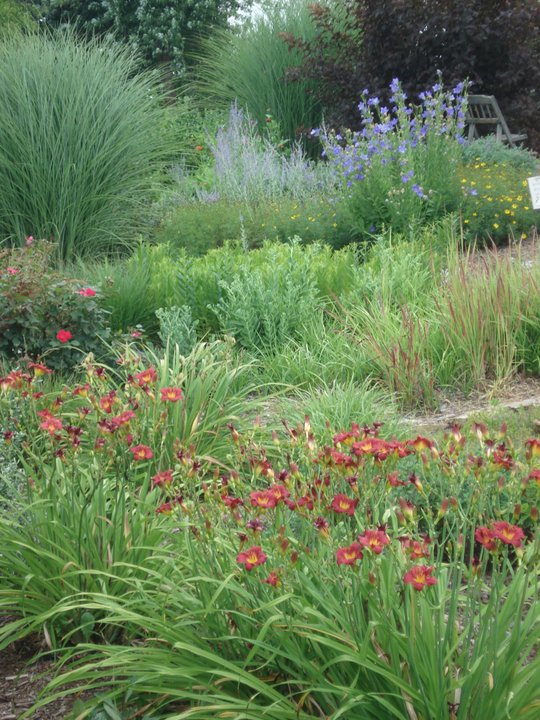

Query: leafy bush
<box><xmin>321</xmin><ymin>78</ymin><xmax>464</xmax><ymax>238</ymax></box>
<box><xmin>0</xmin><ymin>31</ymin><xmax>173</xmax><ymax>261</ymax></box>
<box><xmin>156</xmin><ymin>305</ymin><xmax>199</xmax><ymax>357</ymax></box>
<box><xmin>0</xmin><ymin>242</ymin><xmax>110</xmax><ymax>369</ymax></box>
<box><xmin>34</xmin><ymin>0</ymin><xmax>245</xmax><ymax>76</ymax></box>
<box><xmin>211</xmin><ymin>240</ymin><xmax>320</xmax><ymax>354</ymax></box>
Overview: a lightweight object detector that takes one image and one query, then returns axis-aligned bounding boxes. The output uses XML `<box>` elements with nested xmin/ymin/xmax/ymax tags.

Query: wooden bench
<box><xmin>465</xmin><ymin>95</ymin><xmax>527</xmax><ymax>147</ymax></box>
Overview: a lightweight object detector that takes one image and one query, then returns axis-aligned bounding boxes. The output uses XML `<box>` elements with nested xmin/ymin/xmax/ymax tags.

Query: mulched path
<box><xmin>0</xmin><ymin>636</ymin><xmax>75</xmax><ymax>719</ymax></box>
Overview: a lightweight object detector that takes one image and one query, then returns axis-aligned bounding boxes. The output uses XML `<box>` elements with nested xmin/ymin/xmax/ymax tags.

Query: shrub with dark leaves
<box><xmin>286</xmin><ymin>1</ymin><xmax>540</xmax><ymax>151</ymax></box>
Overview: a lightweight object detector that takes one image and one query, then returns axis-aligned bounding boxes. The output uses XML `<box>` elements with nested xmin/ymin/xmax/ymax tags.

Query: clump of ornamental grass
<box><xmin>321</xmin><ymin>75</ymin><xmax>466</xmax><ymax>238</ymax></box>
<box><xmin>0</xmin><ymin>30</ymin><xmax>174</xmax><ymax>261</ymax></box>
<box><xmin>6</xmin><ymin>417</ymin><xmax>538</xmax><ymax>719</ymax></box>
<box><xmin>191</xmin><ymin>0</ymin><xmax>322</xmax><ymax>147</ymax></box>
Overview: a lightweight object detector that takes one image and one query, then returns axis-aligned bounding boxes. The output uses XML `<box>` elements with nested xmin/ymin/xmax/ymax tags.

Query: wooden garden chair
<box><xmin>465</xmin><ymin>95</ymin><xmax>527</xmax><ymax>148</ymax></box>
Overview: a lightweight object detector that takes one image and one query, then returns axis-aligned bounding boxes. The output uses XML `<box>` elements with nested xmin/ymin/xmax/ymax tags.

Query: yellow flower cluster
<box><xmin>460</xmin><ymin>160</ymin><xmax>535</xmax><ymax>237</ymax></box>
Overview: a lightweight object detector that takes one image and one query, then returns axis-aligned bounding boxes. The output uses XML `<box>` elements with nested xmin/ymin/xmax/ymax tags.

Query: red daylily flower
<box><xmin>336</xmin><ymin>542</ymin><xmax>363</xmax><ymax>566</ymax></box>
<box><xmin>156</xmin><ymin>497</ymin><xmax>182</xmax><ymax>514</ymax></box>
<box><xmin>357</xmin><ymin>528</ymin><xmax>390</xmax><ymax>554</ymax></box>
<box><xmin>152</xmin><ymin>469</ymin><xmax>174</xmax><ymax>487</ymax></box>
<box><xmin>111</xmin><ymin>410</ymin><xmax>136</xmax><ymax>427</ymax></box>
<box><xmin>400</xmin><ymin>537</ymin><xmax>431</xmax><ymax>560</ymax></box>
<box><xmin>222</xmin><ymin>494</ymin><xmax>244</xmax><ymax>509</ymax></box>
<box><xmin>39</xmin><ymin>415</ymin><xmax>63</xmax><ymax>435</ymax></box>
<box><xmin>491</xmin><ymin>521</ymin><xmax>525</xmax><ymax>548</ymax></box>
<box><xmin>78</xmin><ymin>287</ymin><xmax>96</xmax><ymax>297</ymax></box>
<box><xmin>160</xmin><ymin>386</ymin><xmax>184</xmax><ymax>402</ymax></box>
<box><xmin>28</xmin><ymin>362</ymin><xmax>52</xmax><ymax>376</ymax></box>
<box><xmin>246</xmin><ymin>518</ymin><xmax>264</xmax><ymax>532</ymax></box>
<box><xmin>313</xmin><ymin>516</ymin><xmax>329</xmax><ymax>533</ymax></box>
<box><xmin>408</xmin><ymin>435</ymin><xmax>434</xmax><ymax>452</ymax></box>
<box><xmin>333</xmin><ymin>424</ymin><xmax>361</xmax><ymax>446</ymax></box>
<box><xmin>263</xmin><ymin>571</ymin><xmax>280</xmax><ymax>587</ymax></box>
<box><xmin>268</xmin><ymin>483</ymin><xmax>290</xmax><ymax>502</ymax></box>
<box><xmin>525</xmin><ymin>438</ymin><xmax>540</xmax><ymax>459</ymax></box>
<box><xmin>134</xmin><ymin>367</ymin><xmax>158</xmax><ymax>386</ymax></box>
<box><xmin>237</xmin><ymin>545</ymin><xmax>267</xmax><ymax>571</ymax></box>
<box><xmin>404</xmin><ymin>565</ymin><xmax>437</xmax><ymax>591</ymax></box>
<box><xmin>387</xmin><ymin>471</ymin><xmax>406</xmax><ymax>487</ymax></box>
<box><xmin>99</xmin><ymin>392</ymin><xmax>116</xmax><ymax>413</ymax></box>
<box><xmin>73</xmin><ymin>383</ymin><xmax>91</xmax><ymax>397</ymax></box>
<box><xmin>129</xmin><ymin>444</ymin><xmax>153</xmax><ymax>461</ymax></box>
<box><xmin>1</xmin><ymin>370</ymin><xmax>32</xmax><ymax>390</ymax></box>
<box><xmin>250</xmin><ymin>490</ymin><xmax>278</xmax><ymax>509</ymax></box>
<box><xmin>330</xmin><ymin>493</ymin><xmax>358</xmax><ymax>516</ymax></box>
<box><xmin>475</xmin><ymin>526</ymin><xmax>497</xmax><ymax>552</ymax></box>
<box><xmin>297</xmin><ymin>494</ymin><xmax>314</xmax><ymax>511</ymax></box>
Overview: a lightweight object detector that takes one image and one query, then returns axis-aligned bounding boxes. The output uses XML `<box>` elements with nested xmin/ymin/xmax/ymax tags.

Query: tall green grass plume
<box><xmin>0</xmin><ymin>30</ymin><xmax>174</xmax><ymax>261</ymax></box>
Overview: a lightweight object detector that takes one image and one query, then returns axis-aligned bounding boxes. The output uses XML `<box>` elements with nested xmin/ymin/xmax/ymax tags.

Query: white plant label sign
<box><xmin>528</xmin><ymin>176</ymin><xmax>540</xmax><ymax>210</ymax></box>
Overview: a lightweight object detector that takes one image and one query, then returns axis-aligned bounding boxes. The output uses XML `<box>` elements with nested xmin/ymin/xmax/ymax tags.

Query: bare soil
<box><xmin>0</xmin><ymin>636</ymin><xmax>76</xmax><ymax>720</ymax></box>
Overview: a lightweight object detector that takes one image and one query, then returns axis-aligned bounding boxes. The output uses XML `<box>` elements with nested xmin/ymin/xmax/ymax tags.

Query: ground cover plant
<box><xmin>460</xmin><ymin>162</ymin><xmax>537</xmax><ymax>244</ymax></box>
<box><xmin>0</xmin><ymin>360</ymin><xmax>538</xmax><ymax>718</ymax></box>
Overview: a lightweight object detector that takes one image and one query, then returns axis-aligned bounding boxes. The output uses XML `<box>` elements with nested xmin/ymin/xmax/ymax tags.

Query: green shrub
<box><xmin>156</xmin><ymin>305</ymin><xmax>199</xmax><ymax>356</ymax></box>
<box><xmin>211</xmin><ymin>241</ymin><xmax>320</xmax><ymax>354</ymax></box>
<box><xmin>0</xmin><ymin>242</ymin><xmax>110</xmax><ymax>370</ymax></box>
<box><xmin>461</xmin><ymin>137</ymin><xmax>539</xmax><ymax>172</ymax></box>
<box><xmin>155</xmin><ymin>195</ymin><xmax>359</xmax><ymax>255</ymax></box>
<box><xmin>0</xmin><ymin>31</ymin><xmax>173</xmax><ymax>261</ymax></box>
<box><xmin>35</xmin><ymin>0</ymin><xmax>245</xmax><ymax>77</ymax></box>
